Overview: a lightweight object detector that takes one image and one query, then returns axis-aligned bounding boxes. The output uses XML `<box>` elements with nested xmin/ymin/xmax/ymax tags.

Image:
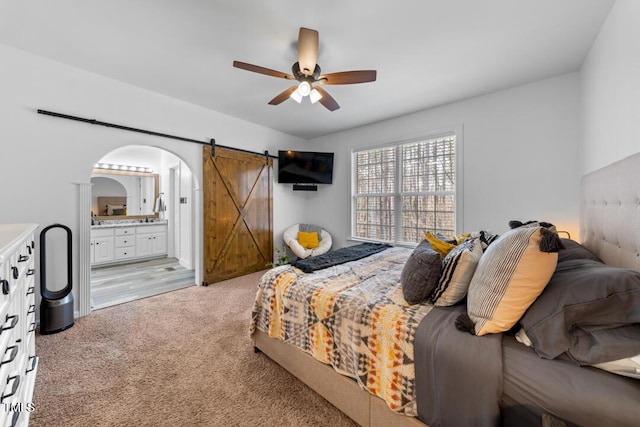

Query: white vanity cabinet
<box><xmin>90</xmin><ymin>228</ymin><xmax>115</xmax><ymax>265</ymax></box>
<box><xmin>135</xmin><ymin>225</ymin><xmax>167</xmax><ymax>258</ymax></box>
<box><xmin>91</xmin><ymin>223</ymin><xmax>167</xmax><ymax>266</ymax></box>
<box><xmin>0</xmin><ymin>224</ymin><xmax>38</xmax><ymax>427</ymax></box>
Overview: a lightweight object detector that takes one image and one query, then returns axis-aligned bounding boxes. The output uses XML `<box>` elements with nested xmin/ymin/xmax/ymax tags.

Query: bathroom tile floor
<box><xmin>90</xmin><ymin>257</ymin><xmax>195</xmax><ymax>310</ymax></box>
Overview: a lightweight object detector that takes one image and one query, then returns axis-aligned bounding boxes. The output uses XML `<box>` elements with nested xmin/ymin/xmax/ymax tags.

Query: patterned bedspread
<box><xmin>250</xmin><ymin>246</ymin><xmax>433</xmax><ymax>416</ymax></box>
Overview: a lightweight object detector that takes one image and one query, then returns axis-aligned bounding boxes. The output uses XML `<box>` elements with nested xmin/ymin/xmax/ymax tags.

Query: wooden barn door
<box><xmin>202</xmin><ymin>146</ymin><xmax>273</xmax><ymax>284</ymax></box>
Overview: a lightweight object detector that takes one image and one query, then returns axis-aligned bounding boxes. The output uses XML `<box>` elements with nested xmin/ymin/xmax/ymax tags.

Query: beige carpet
<box><xmin>32</xmin><ymin>270</ymin><xmax>357</xmax><ymax>427</ymax></box>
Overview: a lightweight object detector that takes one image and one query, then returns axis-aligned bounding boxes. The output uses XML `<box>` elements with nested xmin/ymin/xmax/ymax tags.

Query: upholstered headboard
<box><xmin>581</xmin><ymin>151</ymin><xmax>640</xmax><ymax>272</ymax></box>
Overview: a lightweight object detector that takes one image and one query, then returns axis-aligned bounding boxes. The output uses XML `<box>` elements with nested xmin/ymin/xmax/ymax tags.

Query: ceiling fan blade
<box><xmin>297</xmin><ymin>27</ymin><xmax>319</xmax><ymax>77</ymax></box>
<box><xmin>268</xmin><ymin>86</ymin><xmax>298</xmax><ymax>105</ymax></box>
<box><xmin>233</xmin><ymin>61</ymin><xmax>295</xmax><ymax>80</ymax></box>
<box><xmin>317</xmin><ymin>70</ymin><xmax>377</xmax><ymax>85</ymax></box>
<box><xmin>313</xmin><ymin>86</ymin><xmax>340</xmax><ymax>111</ymax></box>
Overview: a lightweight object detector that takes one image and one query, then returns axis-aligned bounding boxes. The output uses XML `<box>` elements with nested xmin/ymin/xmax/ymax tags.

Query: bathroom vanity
<box><xmin>90</xmin><ymin>221</ymin><xmax>167</xmax><ymax>266</ymax></box>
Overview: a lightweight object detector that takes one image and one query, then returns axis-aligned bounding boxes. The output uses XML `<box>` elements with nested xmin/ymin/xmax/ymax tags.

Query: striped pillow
<box><xmin>460</xmin><ymin>226</ymin><xmax>560</xmax><ymax>336</ymax></box>
<box><xmin>431</xmin><ymin>237</ymin><xmax>483</xmax><ymax>306</ymax></box>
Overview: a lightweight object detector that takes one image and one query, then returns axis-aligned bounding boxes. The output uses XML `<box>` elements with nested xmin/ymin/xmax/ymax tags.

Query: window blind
<box><xmin>352</xmin><ymin>135</ymin><xmax>456</xmax><ymax>245</ymax></box>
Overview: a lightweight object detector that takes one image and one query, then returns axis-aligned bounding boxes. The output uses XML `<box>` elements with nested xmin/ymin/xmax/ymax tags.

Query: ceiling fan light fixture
<box><xmin>290</xmin><ymin>89</ymin><xmax>303</xmax><ymax>103</ymax></box>
<box><xmin>309</xmin><ymin>88</ymin><xmax>322</xmax><ymax>104</ymax></box>
<box><xmin>298</xmin><ymin>81</ymin><xmax>311</xmax><ymax>97</ymax></box>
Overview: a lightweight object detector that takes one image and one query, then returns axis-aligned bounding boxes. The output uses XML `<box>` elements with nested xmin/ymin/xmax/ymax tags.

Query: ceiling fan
<box><xmin>233</xmin><ymin>27</ymin><xmax>377</xmax><ymax>112</ymax></box>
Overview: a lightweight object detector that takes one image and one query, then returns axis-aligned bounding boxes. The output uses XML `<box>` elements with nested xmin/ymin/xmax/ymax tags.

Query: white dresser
<box><xmin>0</xmin><ymin>224</ymin><xmax>38</xmax><ymax>427</ymax></box>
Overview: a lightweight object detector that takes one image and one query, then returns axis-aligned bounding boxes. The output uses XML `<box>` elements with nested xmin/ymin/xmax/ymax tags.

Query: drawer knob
<box><xmin>18</xmin><ymin>254</ymin><xmax>29</xmax><ymax>263</ymax></box>
<box><xmin>11</xmin><ymin>267</ymin><xmax>18</xmax><ymax>280</ymax></box>
<box><xmin>1</xmin><ymin>280</ymin><xmax>8</xmax><ymax>296</ymax></box>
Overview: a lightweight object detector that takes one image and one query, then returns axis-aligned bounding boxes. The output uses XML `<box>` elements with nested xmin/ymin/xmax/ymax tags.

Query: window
<box><xmin>352</xmin><ymin>134</ymin><xmax>458</xmax><ymax>245</ymax></box>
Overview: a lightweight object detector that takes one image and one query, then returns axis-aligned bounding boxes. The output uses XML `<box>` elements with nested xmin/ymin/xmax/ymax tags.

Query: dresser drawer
<box><xmin>115</xmin><ymin>236</ymin><xmax>135</xmax><ymax>248</ymax></box>
<box><xmin>115</xmin><ymin>247</ymin><xmax>136</xmax><ymax>260</ymax></box>
<box><xmin>0</xmin><ymin>343</ymin><xmax>26</xmax><ymax>406</ymax></box>
<box><xmin>0</xmin><ymin>338</ymin><xmax>21</xmax><ymax>382</ymax></box>
<box><xmin>0</xmin><ymin>294</ymin><xmax>21</xmax><ymax>354</ymax></box>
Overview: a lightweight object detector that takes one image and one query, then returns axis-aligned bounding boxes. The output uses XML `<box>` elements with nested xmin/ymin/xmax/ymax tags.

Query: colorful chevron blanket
<box><xmin>250</xmin><ymin>246</ymin><xmax>433</xmax><ymax>416</ymax></box>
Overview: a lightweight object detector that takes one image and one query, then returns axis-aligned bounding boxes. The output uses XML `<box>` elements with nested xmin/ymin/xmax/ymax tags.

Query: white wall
<box><xmin>0</xmin><ymin>44</ymin><xmax>306</xmax><ymax>314</ymax></box>
<box><xmin>178</xmin><ymin>162</ymin><xmax>193</xmax><ymax>269</ymax></box>
<box><xmin>308</xmin><ymin>73</ymin><xmax>582</xmax><ymax>247</ymax></box>
<box><xmin>580</xmin><ymin>0</ymin><xmax>640</xmax><ymax>175</ymax></box>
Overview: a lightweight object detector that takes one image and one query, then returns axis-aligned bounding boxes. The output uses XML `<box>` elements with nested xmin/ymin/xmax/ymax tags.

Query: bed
<box><xmin>250</xmin><ymin>152</ymin><xmax>640</xmax><ymax>427</ymax></box>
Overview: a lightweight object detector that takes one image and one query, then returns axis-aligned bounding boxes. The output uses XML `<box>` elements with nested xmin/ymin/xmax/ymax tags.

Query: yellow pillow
<box><xmin>424</xmin><ymin>231</ymin><xmax>457</xmax><ymax>258</ymax></box>
<box><xmin>298</xmin><ymin>231</ymin><xmax>319</xmax><ymax>249</ymax></box>
<box><xmin>455</xmin><ymin>233</ymin><xmax>472</xmax><ymax>245</ymax></box>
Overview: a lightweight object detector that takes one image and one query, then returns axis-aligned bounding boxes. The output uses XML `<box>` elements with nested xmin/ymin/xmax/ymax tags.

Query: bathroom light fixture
<box><xmin>93</xmin><ymin>163</ymin><xmax>153</xmax><ymax>173</ymax></box>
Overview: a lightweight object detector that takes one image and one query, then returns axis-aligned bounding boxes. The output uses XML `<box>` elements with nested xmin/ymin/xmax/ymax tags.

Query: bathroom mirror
<box><xmin>91</xmin><ymin>170</ymin><xmax>160</xmax><ymax>220</ymax></box>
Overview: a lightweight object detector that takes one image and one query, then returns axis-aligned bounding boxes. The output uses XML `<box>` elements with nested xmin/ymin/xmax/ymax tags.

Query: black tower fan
<box><xmin>39</xmin><ymin>224</ymin><xmax>74</xmax><ymax>334</ymax></box>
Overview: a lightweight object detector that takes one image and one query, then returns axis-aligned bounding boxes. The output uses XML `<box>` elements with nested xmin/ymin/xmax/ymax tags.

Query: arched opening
<box><xmin>85</xmin><ymin>145</ymin><xmax>198</xmax><ymax>311</ymax></box>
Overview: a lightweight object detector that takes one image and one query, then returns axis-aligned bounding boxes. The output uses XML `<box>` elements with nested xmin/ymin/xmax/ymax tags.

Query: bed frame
<box><xmin>580</xmin><ymin>151</ymin><xmax>640</xmax><ymax>273</ymax></box>
<box><xmin>254</xmin><ymin>151</ymin><xmax>640</xmax><ymax>427</ymax></box>
<box><xmin>253</xmin><ymin>330</ymin><xmax>425</xmax><ymax>427</ymax></box>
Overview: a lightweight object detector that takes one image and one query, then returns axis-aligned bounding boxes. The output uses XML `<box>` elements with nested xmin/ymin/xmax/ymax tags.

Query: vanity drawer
<box><xmin>115</xmin><ymin>247</ymin><xmax>136</xmax><ymax>260</ymax></box>
<box><xmin>115</xmin><ymin>227</ymin><xmax>136</xmax><ymax>236</ymax></box>
<box><xmin>92</xmin><ymin>228</ymin><xmax>115</xmax><ymax>238</ymax></box>
<box><xmin>135</xmin><ymin>224</ymin><xmax>165</xmax><ymax>234</ymax></box>
<box><xmin>115</xmin><ymin>236</ymin><xmax>135</xmax><ymax>248</ymax></box>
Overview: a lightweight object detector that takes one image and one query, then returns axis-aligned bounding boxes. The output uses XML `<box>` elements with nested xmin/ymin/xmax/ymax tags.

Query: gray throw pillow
<box><xmin>401</xmin><ymin>240</ymin><xmax>442</xmax><ymax>304</ymax></box>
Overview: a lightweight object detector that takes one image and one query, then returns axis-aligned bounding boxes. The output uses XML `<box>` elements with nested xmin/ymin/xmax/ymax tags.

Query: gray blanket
<box><xmin>414</xmin><ymin>305</ymin><xmax>503</xmax><ymax>427</ymax></box>
<box><xmin>291</xmin><ymin>242</ymin><xmax>391</xmax><ymax>273</ymax></box>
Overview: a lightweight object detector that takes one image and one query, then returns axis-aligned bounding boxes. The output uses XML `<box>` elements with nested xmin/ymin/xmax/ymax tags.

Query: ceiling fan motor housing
<box><xmin>292</xmin><ymin>62</ymin><xmax>321</xmax><ymax>81</ymax></box>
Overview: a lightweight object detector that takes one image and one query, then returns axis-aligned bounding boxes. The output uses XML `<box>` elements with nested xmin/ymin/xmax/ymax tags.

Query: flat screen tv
<box><xmin>278</xmin><ymin>150</ymin><xmax>334</xmax><ymax>184</ymax></box>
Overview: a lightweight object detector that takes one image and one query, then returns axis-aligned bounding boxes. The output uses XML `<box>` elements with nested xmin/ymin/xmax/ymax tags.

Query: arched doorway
<box><xmin>85</xmin><ymin>145</ymin><xmax>198</xmax><ymax>311</ymax></box>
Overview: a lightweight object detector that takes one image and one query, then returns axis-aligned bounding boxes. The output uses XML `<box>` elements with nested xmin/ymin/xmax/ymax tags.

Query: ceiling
<box><xmin>0</xmin><ymin>0</ymin><xmax>615</xmax><ymax>140</ymax></box>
